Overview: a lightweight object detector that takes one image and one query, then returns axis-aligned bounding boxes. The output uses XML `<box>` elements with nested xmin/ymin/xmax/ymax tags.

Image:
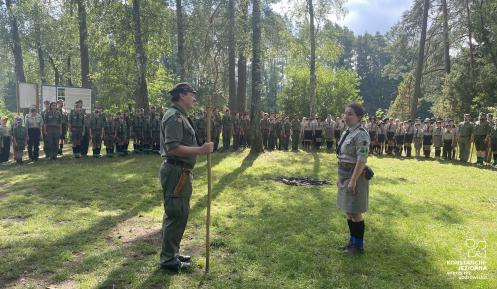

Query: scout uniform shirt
<box><xmin>458</xmin><ymin>121</ymin><xmax>473</xmax><ymax>139</ymax></box>
<box><xmin>337</xmin><ymin>123</ymin><xmax>370</xmax><ymax>164</ymax></box>
<box><xmin>160</xmin><ymin>103</ymin><xmax>198</xmax><ymax>168</ymax></box>
<box><xmin>432</xmin><ymin>126</ymin><xmax>443</xmax><ymax>147</ymax></box>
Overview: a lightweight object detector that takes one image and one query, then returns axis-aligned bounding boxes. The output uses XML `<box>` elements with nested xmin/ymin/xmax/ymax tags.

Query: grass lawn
<box><xmin>0</xmin><ymin>150</ymin><xmax>496</xmax><ymax>289</ymax></box>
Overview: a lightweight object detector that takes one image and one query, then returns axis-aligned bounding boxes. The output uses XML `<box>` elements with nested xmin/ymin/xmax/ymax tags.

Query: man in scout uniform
<box><xmin>81</xmin><ymin>108</ymin><xmax>91</xmax><ymax>157</ymax></box>
<box><xmin>123</xmin><ymin>109</ymin><xmax>132</xmax><ymax>155</ymax></box>
<box><xmin>413</xmin><ymin>120</ymin><xmax>423</xmax><ymax>158</ymax></box>
<box><xmin>12</xmin><ymin>117</ymin><xmax>28</xmax><ymax>164</ymax></box>
<box><xmin>241</xmin><ymin>112</ymin><xmax>250</xmax><ymax>148</ymax></box>
<box><xmin>43</xmin><ymin>102</ymin><xmax>62</xmax><ymax>160</ymax></box>
<box><xmin>68</xmin><ymin>102</ymin><xmax>86</xmax><ymax>158</ymax></box>
<box><xmin>274</xmin><ymin>115</ymin><xmax>282</xmax><ymax>150</ymax></box>
<box><xmin>115</xmin><ymin>112</ymin><xmax>129</xmax><ymax>156</ymax></box>
<box><xmin>260</xmin><ymin>112</ymin><xmax>269</xmax><ymax>149</ymax></box>
<box><xmin>151</xmin><ymin>112</ymin><xmax>162</xmax><ymax>154</ymax></box>
<box><xmin>132</xmin><ymin>108</ymin><xmax>145</xmax><ymax>153</ymax></box>
<box><xmin>473</xmin><ymin>112</ymin><xmax>491</xmax><ymax>166</ymax></box>
<box><xmin>233</xmin><ymin>112</ymin><xmax>241</xmax><ymax>150</ymax></box>
<box><xmin>25</xmin><ymin>106</ymin><xmax>43</xmax><ymax>161</ymax></box>
<box><xmin>41</xmin><ymin>100</ymin><xmax>50</xmax><ymax>158</ymax></box>
<box><xmin>159</xmin><ymin>83</ymin><xmax>213</xmax><ymax>272</ymax></box>
<box><xmin>282</xmin><ymin>115</ymin><xmax>291</xmax><ymax>150</ymax></box>
<box><xmin>222</xmin><ymin>108</ymin><xmax>233</xmax><ymax>151</ymax></box>
<box><xmin>89</xmin><ymin>107</ymin><xmax>105</xmax><ymax>158</ymax></box>
<box><xmin>490</xmin><ymin>120</ymin><xmax>497</xmax><ymax>167</ymax></box>
<box><xmin>422</xmin><ymin>118</ymin><xmax>433</xmax><ymax>158</ymax></box>
<box><xmin>212</xmin><ymin>108</ymin><xmax>222</xmax><ymax>151</ymax></box>
<box><xmin>103</xmin><ymin>112</ymin><xmax>116</xmax><ymax>157</ymax></box>
<box><xmin>142</xmin><ymin>110</ymin><xmax>153</xmax><ymax>153</ymax></box>
<box><xmin>290</xmin><ymin>116</ymin><xmax>301</xmax><ymax>151</ymax></box>
<box><xmin>56</xmin><ymin>100</ymin><xmax>68</xmax><ymax>155</ymax></box>
<box><xmin>196</xmin><ymin>111</ymin><xmax>207</xmax><ymax>146</ymax></box>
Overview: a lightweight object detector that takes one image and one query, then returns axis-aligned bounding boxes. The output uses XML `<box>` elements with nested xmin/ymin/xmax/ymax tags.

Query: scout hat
<box><xmin>168</xmin><ymin>83</ymin><xmax>197</xmax><ymax>95</ymax></box>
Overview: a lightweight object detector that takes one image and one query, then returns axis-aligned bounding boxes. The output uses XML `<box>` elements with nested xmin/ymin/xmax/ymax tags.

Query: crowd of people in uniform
<box><xmin>1</xmin><ymin>100</ymin><xmax>496</xmax><ymax>168</ymax></box>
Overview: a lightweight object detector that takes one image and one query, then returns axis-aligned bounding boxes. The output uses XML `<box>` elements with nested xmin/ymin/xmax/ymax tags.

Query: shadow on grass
<box><xmin>189</xmin><ymin>152</ymin><xmax>260</xmax><ymax>217</ymax></box>
<box><xmin>217</xmin><ymin>196</ymin><xmax>456</xmax><ymax>288</ymax></box>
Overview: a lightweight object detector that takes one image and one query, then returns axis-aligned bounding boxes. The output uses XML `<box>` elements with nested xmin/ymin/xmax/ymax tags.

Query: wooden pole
<box><xmin>205</xmin><ymin>95</ymin><xmax>212</xmax><ymax>273</ymax></box>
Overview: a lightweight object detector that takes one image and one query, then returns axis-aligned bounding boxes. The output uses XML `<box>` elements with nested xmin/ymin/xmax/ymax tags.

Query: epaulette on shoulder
<box><xmin>358</xmin><ymin>126</ymin><xmax>367</xmax><ymax>132</ymax></box>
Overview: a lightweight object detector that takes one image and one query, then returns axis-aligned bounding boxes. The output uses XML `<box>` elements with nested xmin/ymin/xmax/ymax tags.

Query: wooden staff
<box><xmin>205</xmin><ymin>95</ymin><xmax>212</xmax><ymax>273</ymax></box>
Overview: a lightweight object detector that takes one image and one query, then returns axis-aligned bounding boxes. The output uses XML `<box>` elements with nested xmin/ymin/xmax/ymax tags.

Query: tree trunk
<box><xmin>176</xmin><ymin>0</ymin><xmax>186</xmax><ymax>81</ymax></box>
<box><xmin>132</xmin><ymin>0</ymin><xmax>149</xmax><ymax>111</ymax></box>
<box><xmin>5</xmin><ymin>0</ymin><xmax>26</xmax><ymax>83</ymax></box>
<box><xmin>308</xmin><ymin>0</ymin><xmax>316</xmax><ymax>117</ymax></box>
<box><xmin>236</xmin><ymin>0</ymin><xmax>249</xmax><ymax>113</ymax></box>
<box><xmin>441</xmin><ymin>0</ymin><xmax>450</xmax><ymax>73</ymax></box>
<box><xmin>227</xmin><ymin>0</ymin><xmax>237</xmax><ymax>112</ymax></box>
<box><xmin>411</xmin><ymin>0</ymin><xmax>430</xmax><ymax>120</ymax></box>
<box><xmin>66</xmin><ymin>56</ymin><xmax>73</xmax><ymax>86</ymax></box>
<box><xmin>34</xmin><ymin>4</ymin><xmax>46</xmax><ymax>84</ymax></box>
<box><xmin>465</xmin><ymin>0</ymin><xmax>475</xmax><ymax>75</ymax></box>
<box><xmin>76</xmin><ymin>0</ymin><xmax>90</xmax><ymax>88</ymax></box>
<box><xmin>477</xmin><ymin>0</ymin><xmax>497</xmax><ymax>71</ymax></box>
<box><xmin>250</xmin><ymin>0</ymin><xmax>263</xmax><ymax>153</ymax></box>
<box><xmin>48</xmin><ymin>54</ymin><xmax>61</xmax><ymax>85</ymax></box>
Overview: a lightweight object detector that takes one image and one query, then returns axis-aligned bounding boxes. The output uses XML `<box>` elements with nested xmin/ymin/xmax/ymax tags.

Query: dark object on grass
<box><xmin>275</xmin><ymin>176</ymin><xmax>331</xmax><ymax>186</ymax></box>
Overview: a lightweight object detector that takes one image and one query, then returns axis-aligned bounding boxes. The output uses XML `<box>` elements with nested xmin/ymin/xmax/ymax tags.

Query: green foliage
<box><xmin>278</xmin><ymin>64</ymin><xmax>360</xmax><ymax>117</ymax></box>
<box><xmin>388</xmin><ymin>74</ymin><xmax>413</xmax><ymax>120</ymax></box>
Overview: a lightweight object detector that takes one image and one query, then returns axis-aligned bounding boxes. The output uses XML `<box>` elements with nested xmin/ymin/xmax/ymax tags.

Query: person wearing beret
<box><xmin>158</xmin><ymin>83</ymin><xmax>213</xmax><ymax>272</ymax></box>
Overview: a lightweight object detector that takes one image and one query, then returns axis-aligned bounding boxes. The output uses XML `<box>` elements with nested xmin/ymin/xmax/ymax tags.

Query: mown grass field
<box><xmin>0</xmin><ymin>150</ymin><xmax>496</xmax><ymax>289</ymax></box>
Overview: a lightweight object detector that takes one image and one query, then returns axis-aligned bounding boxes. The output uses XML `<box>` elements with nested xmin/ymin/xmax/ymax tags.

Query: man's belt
<box><xmin>166</xmin><ymin>158</ymin><xmax>194</xmax><ymax>170</ymax></box>
<box><xmin>338</xmin><ymin>162</ymin><xmax>355</xmax><ymax>169</ymax></box>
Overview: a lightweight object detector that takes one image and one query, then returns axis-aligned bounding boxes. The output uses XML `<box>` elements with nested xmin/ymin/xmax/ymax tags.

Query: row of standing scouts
<box><xmin>1</xmin><ymin>102</ymin><xmax>496</xmax><ymax>167</ymax></box>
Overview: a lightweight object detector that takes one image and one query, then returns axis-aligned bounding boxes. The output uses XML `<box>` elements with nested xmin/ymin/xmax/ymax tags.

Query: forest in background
<box><xmin>1</xmin><ymin>0</ymin><xmax>496</xmax><ymax>122</ymax></box>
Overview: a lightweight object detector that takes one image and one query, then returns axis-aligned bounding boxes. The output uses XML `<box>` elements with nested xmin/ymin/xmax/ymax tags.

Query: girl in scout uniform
<box><xmin>313</xmin><ymin>116</ymin><xmax>323</xmax><ymax>150</ymax></box>
<box><xmin>367</xmin><ymin>118</ymin><xmax>378</xmax><ymax>155</ymax></box>
<box><xmin>422</xmin><ymin>118</ymin><xmax>433</xmax><ymax>158</ymax></box>
<box><xmin>394</xmin><ymin>119</ymin><xmax>405</xmax><ymax>157</ymax></box>
<box><xmin>386</xmin><ymin>118</ymin><xmax>396</xmax><ymax>155</ymax></box>
<box><xmin>442</xmin><ymin>123</ymin><xmax>455</xmax><ymax>160</ymax></box>
<box><xmin>403</xmin><ymin>120</ymin><xmax>414</xmax><ymax>157</ymax></box>
<box><xmin>413</xmin><ymin>121</ymin><xmax>424</xmax><ymax>158</ymax></box>
<box><xmin>12</xmin><ymin>117</ymin><xmax>28</xmax><ymax>164</ymax></box>
<box><xmin>377</xmin><ymin>121</ymin><xmax>386</xmax><ymax>155</ymax></box>
<box><xmin>302</xmin><ymin>117</ymin><xmax>313</xmax><ymax>150</ymax></box>
<box><xmin>432</xmin><ymin>121</ymin><xmax>443</xmax><ymax>160</ymax></box>
<box><xmin>336</xmin><ymin>103</ymin><xmax>371</xmax><ymax>255</ymax></box>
